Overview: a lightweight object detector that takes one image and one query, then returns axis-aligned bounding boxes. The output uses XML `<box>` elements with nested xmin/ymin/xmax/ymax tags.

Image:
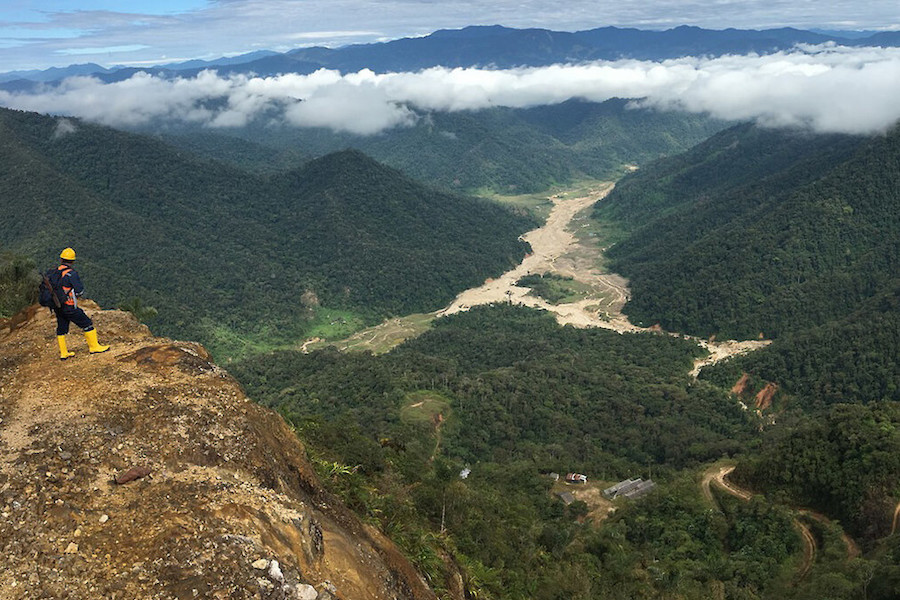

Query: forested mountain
<box><xmin>159</xmin><ymin>99</ymin><xmax>727</xmax><ymax>193</ymax></box>
<box><xmin>596</xmin><ymin>123</ymin><xmax>899</xmax><ymax>340</ymax></box>
<box><xmin>732</xmin><ymin>401</ymin><xmax>900</xmax><ymax>541</ymax></box>
<box><xmin>702</xmin><ymin>282</ymin><xmax>900</xmax><ymax>408</ymax></box>
<box><xmin>231</xmin><ymin>304</ymin><xmax>899</xmax><ymax>599</ymax></box>
<box><xmin>4</xmin><ymin>25</ymin><xmax>899</xmax><ymax>88</ymax></box>
<box><xmin>589</xmin><ymin>121</ymin><xmax>900</xmax><ymax>568</ymax></box>
<box><xmin>594</xmin><ymin>121</ymin><xmax>900</xmax><ymax>414</ymax></box>
<box><xmin>0</xmin><ymin>107</ymin><xmax>533</xmax><ymax>355</ymax></box>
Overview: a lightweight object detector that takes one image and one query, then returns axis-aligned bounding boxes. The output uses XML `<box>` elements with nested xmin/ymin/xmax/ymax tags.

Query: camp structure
<box><xmin>556</xmin><ymin>491</ymin><xmax>576</xmax><ymax>505</ymax></box>
<box><xmin>603</xmin><ymin>477</ymin><xmax>656</xmax><ymax>500</ymax></box>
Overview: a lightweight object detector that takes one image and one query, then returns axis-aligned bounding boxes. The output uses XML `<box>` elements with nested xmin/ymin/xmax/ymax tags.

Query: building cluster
<box><xmin>603</xmin><ymin>477</ymin><xmax>656</xmax><ymax>500</ymax></box>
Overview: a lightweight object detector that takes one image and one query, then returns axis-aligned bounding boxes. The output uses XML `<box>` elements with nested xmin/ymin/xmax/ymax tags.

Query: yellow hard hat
<box><xmin>60</xmin><ymin>247</ymin><xmax>76</xmax><ymax>261</ymax></box>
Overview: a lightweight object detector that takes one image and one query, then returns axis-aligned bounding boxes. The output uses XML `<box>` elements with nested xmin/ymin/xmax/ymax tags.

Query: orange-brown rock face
<box><xmin>0</xmin><ymin>303</ymin><xmax>435</xmax><ymax>600</ymax></box>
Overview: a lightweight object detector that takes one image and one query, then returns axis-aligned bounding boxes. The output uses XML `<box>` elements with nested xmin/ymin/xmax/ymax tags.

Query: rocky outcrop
<box><xmin>0</xmin><ymin>302</ymin><xmax>435</xmax><ymax>600</ymax></box>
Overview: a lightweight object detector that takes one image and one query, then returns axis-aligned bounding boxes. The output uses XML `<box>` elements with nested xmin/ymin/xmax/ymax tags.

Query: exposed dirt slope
<box><xmin>0</xmin><ymin>303</ymin><xmax>435</xmax><ymax>600</ymax></box>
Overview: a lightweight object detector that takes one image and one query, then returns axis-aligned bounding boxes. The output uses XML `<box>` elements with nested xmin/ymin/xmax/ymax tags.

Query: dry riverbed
<box><xmin>309</xmin><ymin>182</ymin><xmax>769</xmax><ymax>371</ymax></box>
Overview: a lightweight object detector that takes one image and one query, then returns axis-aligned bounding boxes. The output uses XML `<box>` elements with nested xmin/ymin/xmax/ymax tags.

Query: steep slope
<box><xmin>596</xmin><ymin>123</ymin><xmax>900</xmax><ymax>340</ymax></box>
<box><xmin>702</xmin><ymin>281</ymin><xmax>900</xmax><ymax>407</ymax></box>
<box><xmin>0</xmin><ymin>303</ymin><xmax>436</xmax><ymax>600</ymax></box>
<box><xmin>0</xmin><ymin>107</ymin><xmax>533</xmax><ymax>356</ymax></box>
<box><xmin>270</xmin><ymin>149</ymin><xmax>534</xmax><ymax>313</ymax></box>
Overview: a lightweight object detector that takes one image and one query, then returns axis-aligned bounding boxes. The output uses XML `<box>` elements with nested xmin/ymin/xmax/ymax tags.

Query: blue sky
<box><xmin>1</xmin><ymin>1</ymin><xmax>899</xmax><ymax>72</ymax></box>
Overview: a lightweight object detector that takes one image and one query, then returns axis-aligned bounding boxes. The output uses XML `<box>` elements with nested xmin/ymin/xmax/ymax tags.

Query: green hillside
<box><xmin>159</xmin><ymin>99</ymin><xmax>728</xmax><ymax>193</ymax></box>
<box><xmin>596</xmin><ymin>123</ymin><xmax>899</xmax><ymax>340</ymax></box>
<box><xmin>0</xmin><ymin>107</ymin><xmax>533</xmax><ymax>356</ymax></box>
<box><xmin>702</xmin><ymin>282</ymin><xmax>900</xmax><ymax>408</ymax></box>
<box><xmin>593</xmin><ymin>122</ymin><xmax>900</xmax><ymax>411</ymax></box>
<box><xmin>731</xmin><ymin>401</ymin><xmax>900</xmax><ymax>541</ymax></box>
<box><xmin>588</xmin><ymin>122</ymin><xmax>900</xmax><ymax>562</ymax></box>
<box><xmin>232</xmin><ymin>304</ymin><xmax>899</xmax><ymax>600</ymax></box>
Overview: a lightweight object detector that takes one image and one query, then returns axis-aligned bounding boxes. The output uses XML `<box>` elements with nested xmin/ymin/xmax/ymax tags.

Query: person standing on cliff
<box><xmin>53</xmin><ymin>247</ymin><xmax>110</xmax><ymax>359</ymax></box>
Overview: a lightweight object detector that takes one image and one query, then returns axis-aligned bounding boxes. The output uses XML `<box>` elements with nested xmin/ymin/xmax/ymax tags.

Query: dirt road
<box><xmin>796</xmin><ymin>522</ymin><xmax>817</xmax><ymax>579</ymax></box>
<box><xmin>893</xmin><ymin>502</ymin><xmax>900</xmax><ymax>535</ymax></box>
<box><xmin>702</xmin><ymin>465</ymin><xmax>817</xmax><ymax>579</ymax></box>
<box><xmin>702</xmin><ymin>466</ymin><xmax>752</xmax><ymax>506</ymax></box>
<box><xmin>798</xmin><ymin>509</ymin><xmax>861</xmax><ymax>560</ymax></box>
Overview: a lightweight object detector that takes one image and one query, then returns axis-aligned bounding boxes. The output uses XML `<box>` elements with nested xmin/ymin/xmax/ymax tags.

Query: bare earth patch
<box><xmin>0</xmin><ymin>303</ymin><xmax>435</xmax><ymax>600</ymax></box>
<box><xmin>551</xmin><ymin>481</ymin><xmax>616</xmax><ymax>524</ymax></box>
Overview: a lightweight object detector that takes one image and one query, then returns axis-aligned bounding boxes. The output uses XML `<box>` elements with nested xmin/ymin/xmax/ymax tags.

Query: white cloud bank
<box><xmin>1</xmin><ymin>44</ymin><xmax>899</xmax><ymax>135</ymax></box>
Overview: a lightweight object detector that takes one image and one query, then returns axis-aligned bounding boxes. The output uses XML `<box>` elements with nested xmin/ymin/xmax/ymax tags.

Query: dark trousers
<box><xmin>55</xmin><ymin>307</ymin><xmax>94</xmax><ymax>335</ymax></box>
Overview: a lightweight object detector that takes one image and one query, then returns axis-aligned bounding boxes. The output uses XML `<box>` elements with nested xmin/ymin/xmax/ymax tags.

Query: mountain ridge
<box><xmin>3</xmin><ymin>24</ymin><xmax>898</xmax><ymax>91</ymax></box>
<box><xmin>0</xmin><ymin>107</ymin><xmax>533</xmax><ymax>356</ymax></box>
<box><xmin>160</xmin><ymin>99</ymin><xmax>727</xmax><ymax>193</ymax></box>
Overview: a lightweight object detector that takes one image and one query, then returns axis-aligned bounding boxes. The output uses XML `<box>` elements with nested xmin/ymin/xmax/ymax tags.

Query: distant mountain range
<box><xmin>3</xmin><ymin>25</ymin><xmax>899</xmax><ymax>91</ymax></box>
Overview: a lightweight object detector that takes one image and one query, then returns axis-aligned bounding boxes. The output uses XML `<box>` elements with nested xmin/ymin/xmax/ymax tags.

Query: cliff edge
<box><xmin>0</xmin><ymin>302</ymin><xmax>436</xmax><ymax>600</ymax></box>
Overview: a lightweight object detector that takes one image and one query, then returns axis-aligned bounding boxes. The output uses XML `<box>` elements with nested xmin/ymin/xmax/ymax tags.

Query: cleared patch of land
<box><xmin>550</xmin><ymin>480</ymin><xmax>616</xmax><ymax>524</ymax></box>
<box><xmin>400</xmin><ymin>391</ymin><xmax>451</xmax><ymax>426</ymax></box>
<box><xmin>303</xmin><ymin>313</ymin><xmax>434</xmax><ymax>354</ymax></box>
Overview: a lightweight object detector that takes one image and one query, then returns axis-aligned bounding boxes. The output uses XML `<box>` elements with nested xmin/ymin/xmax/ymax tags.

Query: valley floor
<box><xmin>313</xmin><ymin>182</ymin><xmax>769</xmax><ymax>373</ymax></box>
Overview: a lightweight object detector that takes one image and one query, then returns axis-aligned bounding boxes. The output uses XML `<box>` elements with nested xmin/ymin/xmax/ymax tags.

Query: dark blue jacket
<box><xmin>57</xmin><ymin>263</ymin><xmax>84</xmax><ymax>308</ymax></box>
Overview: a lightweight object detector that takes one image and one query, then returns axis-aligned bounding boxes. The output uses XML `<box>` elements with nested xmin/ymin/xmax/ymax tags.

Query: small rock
<box><xmin>257</xmin><ymin>578</ymin><xmax>274</xmax><ymax>591</ymax></box>
<box><xmin>74</xmin><ymin>528</ymin><xmax>82</xmax><ymax>538</ymax></box>
<box><xmin>251</xmin><ymin>558</ymin><xmax>269</xmax><ymax>570</ymax></box>
<box><xmin>65</xmin><ymin>542</ymin><xmax>78</xmax><ymax>554</ymax></box>
<box><xmin>320</xmin><ymin>581</ymin><xmax>337</xmax><ymax>595</ymax></box>
<box><xmin>295</xmin><ymin>584</ymin><xmax>318</xmax><ymax>600</ymax></box>
<box><xmin>268</xmin><ymin>559</ymin><xmax>284</xmax><ymax>583</ymax></box>
<box><xmin>99</xmin><ymin>514</ymin><xmax>109</xmax><ymax>524</ymax></box>
<box><xmin>114</xmin><ymin>466</ymin><xmax>151</xmax><ymax>485</ymax></box>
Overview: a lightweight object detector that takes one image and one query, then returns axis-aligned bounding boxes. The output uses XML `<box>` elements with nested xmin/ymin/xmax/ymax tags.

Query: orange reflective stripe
<box><xmin>57</xmin><ymin>267</ymin><xmax>75</xmax><ymax>305</ymax></box>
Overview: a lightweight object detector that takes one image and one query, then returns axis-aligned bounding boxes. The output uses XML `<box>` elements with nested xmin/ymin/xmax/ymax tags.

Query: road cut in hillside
<box><xmin>702</xmin><ymin>465</ymin><xmax>752</xmax><ymax>505</ymax></box>
<box><xmin>701</xmin><ymin>464</ymin><xmax>865</xmax><ymax>580</ymax></box>
<box><xmin>893</xmin><ymin>502</ymin><xmax>900</xmax><ymax>535</ymax></box>
<box><xmin>702</xmin><ymin>466</ymin><xmax>817</xmax><ymax>580</ymax></box>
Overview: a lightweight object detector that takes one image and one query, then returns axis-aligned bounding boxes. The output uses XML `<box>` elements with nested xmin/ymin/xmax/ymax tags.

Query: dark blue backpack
<box><xmin>38</xmin><ymin>268</ymin><xmax>65</xmax><ymax>309</ymax></box>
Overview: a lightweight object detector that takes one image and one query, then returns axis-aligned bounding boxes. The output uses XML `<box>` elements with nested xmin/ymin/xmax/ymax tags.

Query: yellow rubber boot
<box><xmin>84</xmin><ymin>329</ymin><xmax>110</xmax><ymax>354</ymax></box>
<box><xmin>57</xmin><ymin>335</ymin><xmax>75</xmax><ymax>360</ymax></box>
